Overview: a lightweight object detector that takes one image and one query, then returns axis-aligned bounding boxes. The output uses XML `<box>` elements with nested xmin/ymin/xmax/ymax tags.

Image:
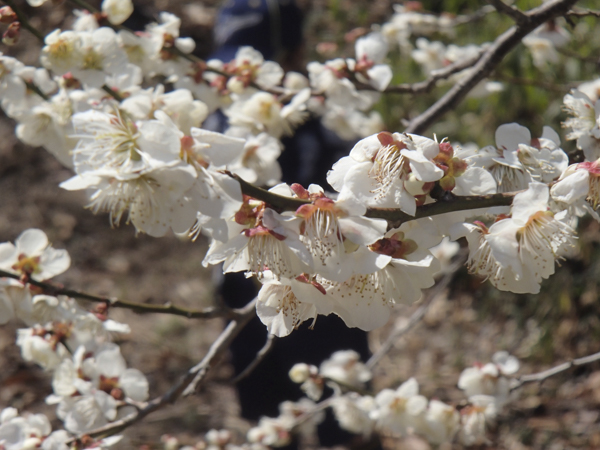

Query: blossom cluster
<box><xmin>1</xmin><ymin>0</ymin><xmax>600</xmax><ymax>446</ymax></box>
<box><xmin>0</xmin><ymin>229</ymin><xmax>142</xmax><ymax>448</ymax></box>
<box><xmin>239</xmin><ymin>350</ymin><xmax>521</xmax><ymax>447</ymax></box>
<box><xmin>0</xmin><ymin>0</ymin><xmax>596</xmax><ymax>335</ymax></box>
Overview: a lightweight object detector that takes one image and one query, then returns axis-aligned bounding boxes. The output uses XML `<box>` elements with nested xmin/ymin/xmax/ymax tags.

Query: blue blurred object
<box><xmin>212</xmin><ymin>0</ymin><xmax>304</xmax><ymax>61</ymax></box>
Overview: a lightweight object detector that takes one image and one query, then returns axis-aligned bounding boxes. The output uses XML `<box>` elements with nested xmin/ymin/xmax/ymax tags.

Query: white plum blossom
<box><xmin>293</xmin><ymin>184</ymin><xmax>387</xmax><ymax>282</ymax></box>
<box><xmin>203</xmin><ymin>196</ymin><xmax>312</xmax><ymax>280</ymax></box>
<box><xmin>0</xmin><ymin>409</ymin><xmax>60</xmax><ymax>450</ymax></box>
<box><xmin>423</xmin><ymin>400</ymin><xmax>460</xmax><ymax>444</ymax></box>
<box><xmin>331</xmin><ymin>394</ymin><xmax>376</xmax><ymax>438</ymax></box>
<box><xmin>224</xmin><ymin>46</ymin><xmax>284</xmax><ymax>93</ymax></box>
<box><xmin>411</xmin><ymin>38</ymin><xmax>446</xmax><ymax>74</ymax></box>
<box><xmin>72</xmin><ymin>28</ymin><xmax>129</xmax><ymax>88</ymax></box>
<box><xmin>523</xmin><ymin>22</ymin><xmax>569</xmax><ymax>69</ymax></box>
<box><xmin>120</xmin><ymin>85</ymin><xmax>209</xmax><ymax>135</ymax></box>
<box><xmin>329</xmin><ymin>132</ymin><xmax>443</xmax><ymax>214</ymax></box>
<box><xmin>288</xmin><ymin>363</ymin><xmax>324</xmax><ymax>401</ymax></box>
<box><xmin>465</xmin><ymin>123</ymin><xmax>533</xmax><ymax>193</ymax></box>
<box><xmin>224</xmin><ymin>130</ymin><xmax>283</xmax><ymax>186</ymax></box>
<box><xmin>247</xmin><ymin>417</ymin><xmax>291</xmax><ymax>448</ymax></box>
<box><xmin>458</xmin><ymin>395</ymin><xmax>498</xmax><ymax>446</ymax></box>
<box><xmin>454</xmin><ymin>183</ymin><xmax>577</xmax><ymax>294</ymax></box>
<box><xmin>353</xmin><ymin>32</ymin><xmax>392</xmax><ymax>91</ymax></box>
<box><xmin>15</xmin><ymin>89</ymin><xmax>78</xmax><ymax>167</ymax></box>
<box><xmin>435</xmin><ymin>142</ymin><xmax>497</xmax><ymax>196</ymax></box>
<box><xmin>370</xmin><ymin>377</ymin><xmax>428</xmax><ymax>435</ymax></box>
<box><xmin>102</xmin><ymin>0</ymin><xmax>134</xmax><ymax>25</ymax></box>
<box><xmin>563</xmin><ymin>89</ymin><xmax>600</xmax><ymax>161</ymax></box>
<box><xmin>458</xmin><ymin>362</ymin><xmax>509</xmax><ymax>406</ymax></box>
<box><xmin>16</xmin><ymin>326</ymin><xmax>70</xmax><ymax>370</ymax></box>
<box><xmin>551</xmin><ymin>160</ymin><xmax>600</xmax><ymax>219</ymax></box>
<box><xmin>255</xmin><ymin>275</ymin><xmax>320</xmax><ymax>337</ymax></box>
<box><xmin>465</xmin><ymin>123</ymin><xmax>567</xmax><ymax>192</ymax></box>
<box><xmin>41</xmin><ymin>30</ymin><xmax>81</xmax><ymax>76</ymax></box>
<box><xmin>55</xmin><ymin>390</ymin><xmax>118</xmax><ymax>434</ymax></box>
<box><xmin>61</xmin><ymin>164</ymin><xmax>199</xmax><ymax>237</ymax></box>
<box><xmin>0</xmin><ymin>228</ymin><xmax>70</xmax><ymax>280</ymax></box>
<box><xmin>319</xmin><ymin>350</ymin><xmax>372</xmax><ymax>388</ymax></box>
<box><xmin>226</xmin><ymin>89</ymin><xmax>310</xmax><ymax>139</ymax></box>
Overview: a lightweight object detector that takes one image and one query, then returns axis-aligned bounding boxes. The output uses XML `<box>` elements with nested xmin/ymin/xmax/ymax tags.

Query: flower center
<box><xmin>12</xmin><ymin>254</ymin><xmax>41</xmax><ymax>275</ymax></box>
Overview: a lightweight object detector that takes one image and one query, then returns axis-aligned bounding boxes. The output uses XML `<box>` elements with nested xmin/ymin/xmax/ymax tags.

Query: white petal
<box><xmin>495</xmin><ymin>123</ymin><xmax>531</xmax><ymax>151</ymax></box>
<box><xmin>16</xmin><ymin>229</ymin><xmax>48</xmax><ymax>256</ymax></box>
<box><xmin>120</xmin><ymin>368</ymin><xmax>149</xmax><ymax>401</ymax></box>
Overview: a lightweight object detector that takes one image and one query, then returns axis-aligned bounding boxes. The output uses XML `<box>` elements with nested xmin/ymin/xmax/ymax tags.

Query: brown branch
<box><xmin>510</xmin><ymin>350</ymin><xmax>600</xmax><ymax>391</ymax></box>
<box><xmin>556</xmin><ymin>47</ymin><xmax>600</xmax><ymax>64</ymax></box>
<box><xmin>490</xmin><ymin>74</ymin><xmax>575</xmax><ymax>93</ymax></box>
<box><xmin>365</xmin><ymin>192</ymin><xmax>516</xmax><ymax>228</ymax></box>
<box><xmin>67</xmin><ymin>298</ymin><xmax>257</xmax><ymax>443</ymax></box>
<box><xmin>566</xmin><ymin>9</ymin><xmax>600</xmax><ymax>18</ymax></box>
<box><xmin>0</xmin><ymin>269</ymin><xmax>233</xmax><ymax>319</ymax></box>
<box><xmin>24</xmin><ymin>80</ymin><xmax>50</xmax><ymax>101</ymax></box>
<box><xmin>230</xmin><ymin>170</ymin><xmax>517</xmax><ymax>225</ymax></box>
<box><xmin>232</xmin><ymin>333</ymin><xmax>276</xmax><ymax>384</ymax></box>
<box><xmin>228</xmin><ymin>172</ymin><xmax>309</xmax><ymax>212</ymax></box>
<box><xmin>381</xmin><ymin>50</ymin><xmax>485</xmax><ymax>95</ymax></box>
<box><xmin>405</xmin><ymin>0</ymin><xmax>581</xmax><ymax>135</ymax></box>
<box><xmin>452</xmin><ymin>5</ymin><xmax>497</xmax><ymax>26</ymax></box>
<box><xmin>488</xmin><ymin>0</ymin><xmax>529</xmax><ymax>25</ymax></box>
<box><xmin>366</xmin><ymin>253</ymin><xmax>467</xmax><ymax>369</ymax></box>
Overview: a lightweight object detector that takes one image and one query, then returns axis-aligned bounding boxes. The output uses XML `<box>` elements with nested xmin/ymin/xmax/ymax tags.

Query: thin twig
<box><xmin>381</xmin><ymin>50</ymin><xmax>485</xmax><ymax>95</ymax></box>
<box><xmin>366</xmin><ymin>253</ymin><xmax>467</xmax><ymax>370</ymax></box>
<box><xmin>2</xmin><ymin>0</ymin><xmax>45</xmax><ymax>42</ymax></box>
<box><xmin>405</xmin><ymin>0</ymin><xmax>580</xmax><ymax>135</ymax></box>
<box><xmin>566</xmin><ymin>9</ymin><xmax>600</xmax><ymax>18</ymax></box>
<box><xmin>510</xmin><ymin>350</ymin><xmax>600</xmax><ymax>391</ymax></box>
<box><xmin>233</xmin><ymin>333</ymin><xmax>276</xmax><ymax>383</ymax></box>
<box><xmin>556</xmin><ymin>47</ymin><xmax>600</xmax><ymax>65</ymax></box>
<box><xmin>24</xmin><ymin>80</ymin><xmax>50</xmax><ymax>101</ymax></box>
<box><xmin>0</xmin><ymin>269</ymin><xmax>233</xmax><ymax>319</ymax></box>
<box><xmin>488</xmin><ymin>0</ymin><xmax>529</xmax><ymax>25</ymax></box>
<box><xmin>490</xmin><ymin>74</ymin><xmax>575</xmax><ymax>93</ymax></box>
<box><xmin>66</xmin><ymin>298</ymin><xmax>257</xmax><ymax>443</ymax></box>
<box><xmin>453</xmin><ymin>5</ymin><xmax>496</xmax><ymax>26</ymax></box>
<box><xmin>102</xmin><ymin>85</ymin><xmax>124</xmax><ymax>102</ymax></box>
<box><xmin>290</xmin><ymin>397</ymin><xmax>336</xmax><ymax>432</ymax></box>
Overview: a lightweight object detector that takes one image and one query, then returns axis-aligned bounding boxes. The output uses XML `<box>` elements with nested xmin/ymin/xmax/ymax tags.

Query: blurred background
<box><xmin>2</xmin><ymin>0</ymin><xmax>600</xmax><ymax>448</ymax></box>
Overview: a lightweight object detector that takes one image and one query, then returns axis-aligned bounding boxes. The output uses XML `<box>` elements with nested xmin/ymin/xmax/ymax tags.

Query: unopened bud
<box><xmin>2</xmin><ymin>21</ymin><xmax>20</xmax><ymax>46</ymax></box>
<box><xmin>110</xmin><ymin>387</ymin><xmax>124</xmax><ymax>400</ymax></box>
<box><xmin>289</xmin><ymin>363</ymin><xmax>312</xmax><ymax>383</ymax></box>
<box><xmin>62</xmin><ymin>72</ymin><xmax>82</xmax><ymax>89</ymax></box>
<box><xmin>161</xmin><ymin>435</ymin><xmax>179</xmax><ymax>450</ymax></box>
<box><xmin>226</xmin><ymin>76</ymin><xmax>245</xmax><ymax>94</ymax></box>
<box><xmin>0</xmin><ymin>7</ymin><xmax>17</xmax><ymax>24</ymax></box>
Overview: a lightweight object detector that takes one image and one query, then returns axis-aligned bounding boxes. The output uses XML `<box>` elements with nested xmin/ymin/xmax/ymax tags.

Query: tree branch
<box><xmin>230</xmin><ymin>169</ymin><xmax>517</xmax><ymax>225</ymax></box>
<box><xmin>566</xmin><ymin>9</ymin><xmax>600</xmax><ymax>18</ymax></box>
<box><xmin>405</xmin><ymin>0</ymin><xmax>580</xmax><ymax>135</ymax></box>
<box><xmin>0</xmin><ymin>269</ymin><xmax>234</xmax><ymax>319</ymax></box>
<box><xmin>488</xmin><ymin>0</ymin><xmax>529</xmax><ymax>25</ymax></box>
<box><xmin>490</xmin><ymin>73</ymin><xmax>576</xmax><ymax>93</ymax></box>
<box><xmin>510</xmin><ymin>350</ymin><xmax>600</xmax><ymax>391</ymax></box>
<box><xmin>365</xmin><ymin>192</ymin><xmax>516</xmax><ymax>228</ymax></box>
<box><xmin>67</xmin><ymin>298</ymin><xmax>257</xmax><ymax>443</ymax></box>
<box><xmin>381</xmin><ymin>50</ymin><xmax>485</xmax><ymax>95</ymax></box>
